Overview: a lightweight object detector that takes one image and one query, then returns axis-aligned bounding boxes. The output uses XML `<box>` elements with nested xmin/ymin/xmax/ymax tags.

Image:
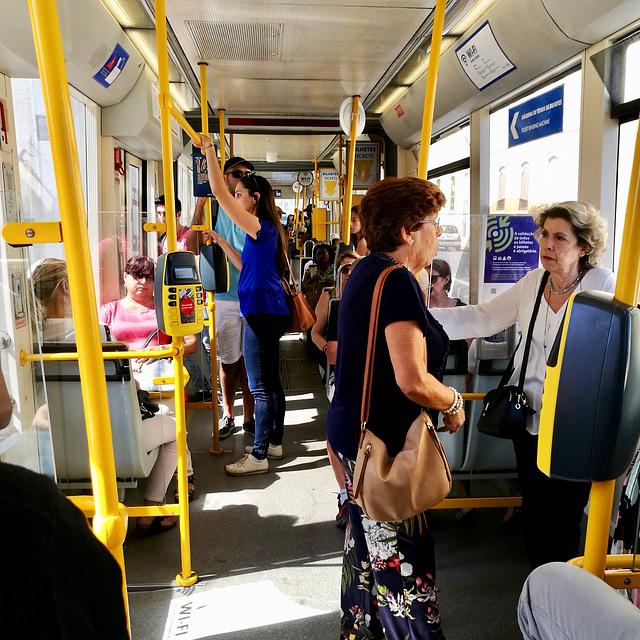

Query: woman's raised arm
<box><xmin>194</xmin><ymin>135</ymin><xmax>261</xmax><ymax>238</ymax></box>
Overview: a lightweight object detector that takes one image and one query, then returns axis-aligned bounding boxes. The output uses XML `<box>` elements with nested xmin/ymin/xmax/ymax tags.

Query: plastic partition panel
<box><xmin>200</xmin><ymin>243</ymin><xmax>229</xmax><ymax>293</ymax></box>
<box><xmin>539</xmin><ymin>291</ymin><xmax>640</xmax><ymax>481</ymax></box>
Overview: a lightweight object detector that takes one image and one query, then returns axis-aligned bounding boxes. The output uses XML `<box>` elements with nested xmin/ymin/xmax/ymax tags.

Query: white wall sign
<box><xmin>320</xmin><ymin>169</ymin><xmax>340</xmax><ymax>200</ymax></box>
<box><xmin>351</xmin><ymin>142</ymin><xmax>379</xmax><ymax>188</ymax></box>
<box><xmin>455</xmin><ymin>21</ymin><xmax>516</xmax><ymax>91</ymax></box>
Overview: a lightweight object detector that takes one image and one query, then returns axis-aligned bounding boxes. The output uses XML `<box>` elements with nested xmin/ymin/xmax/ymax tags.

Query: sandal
<box><xmin>136</xmin><ymin>515</ymin><xmax>177</xmax><ymax>535</ymax></box>
<box><xmin>174</xmin><ymin>475</ymin><xmax>195</xmax><ymax>503</ymax></box>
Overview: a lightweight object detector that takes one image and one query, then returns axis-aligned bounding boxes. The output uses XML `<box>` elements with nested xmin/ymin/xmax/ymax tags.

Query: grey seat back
<box><xmin>38</xmin><ymin>342</ymin><xmax>159</xmax><ymax>482</ymax></box>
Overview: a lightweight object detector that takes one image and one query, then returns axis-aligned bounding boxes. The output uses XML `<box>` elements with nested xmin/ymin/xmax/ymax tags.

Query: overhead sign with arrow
<box><xmin>508</xmin><ymin>85</ymin><xmax>564</xmax><ymax>148</ymax></box>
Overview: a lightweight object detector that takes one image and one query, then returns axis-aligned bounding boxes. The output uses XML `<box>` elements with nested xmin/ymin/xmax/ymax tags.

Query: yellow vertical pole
<box><xmin>198</xmin><ymin>63</ymin><xmax>223</xmax><ymax>456</ymax></box>
<box><xmin>582</xmin><ymin>120</ymin><xmax>640</xmax><ymax>578</ymax></box>
<box><xmin>219</xmin><ymin>109</ymin><xmax>226</xmax><ymax>171</ymax></box>
<box><xmin>155</xmin><ymin>0</ymin><xmax>197</xmax><ymax>587</ymax></box>
<box><xmin>27</xmin><ymin>0</ymin><xmax>129</xmax><ymax>624</ymax></box>
<box><xmin>342</xmin><ymin>96</ymin><xmax>360</xmax><ymax>241</ymax></box>
<box><xmin>314</xmin><ymin>160</ymin><xmax>318</xmax><ymax>209</ymax></box>
<box><xmin>338</xmin><ymin>134</ymin><xmax>344</xmax><ymax>237</ymax></box>
<box><xmin>417</xmin><ymin>0</ymin><xmax>446</xmax><ymax>179</ymax></box>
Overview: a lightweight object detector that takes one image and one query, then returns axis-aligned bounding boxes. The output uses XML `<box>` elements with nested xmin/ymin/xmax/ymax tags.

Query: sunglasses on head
<box><xmin>225</xmin><ymin>169</ymin><xmax>254</xmax><ymax>179</ymax></box>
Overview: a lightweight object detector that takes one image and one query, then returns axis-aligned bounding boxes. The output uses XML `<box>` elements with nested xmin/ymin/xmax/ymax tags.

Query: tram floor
<box><xmin>122</xmin><ymin>333</ymin><xmax>530</xmax><ymax>640</ymax></box>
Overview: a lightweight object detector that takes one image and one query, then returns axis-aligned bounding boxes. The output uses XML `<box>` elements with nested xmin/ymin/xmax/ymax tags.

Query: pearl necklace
<box><xmin>549</xmin><ymin>271</ymin><xmax>582</xmax><ymax>295</ymax></box>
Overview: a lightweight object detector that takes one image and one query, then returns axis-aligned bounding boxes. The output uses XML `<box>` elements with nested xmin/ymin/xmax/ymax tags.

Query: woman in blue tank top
<box><xmin>197</xmin><ymin>135</ymin><xmax>289</xmax><ymax>476</ymax></box>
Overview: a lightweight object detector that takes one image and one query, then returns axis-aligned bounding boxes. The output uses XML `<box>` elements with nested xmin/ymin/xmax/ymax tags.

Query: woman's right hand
<box><xmin>440</xmin><ymin>409</ymin><xmax>465</xmax><ymax>434</ymax></box>
<box><xmin>202</xmin><ymin>229</ymin><xmax>223</xmax><ymax>245</ymax></box>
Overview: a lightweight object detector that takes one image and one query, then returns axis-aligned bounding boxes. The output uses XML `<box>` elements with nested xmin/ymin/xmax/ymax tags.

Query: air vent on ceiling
<box><xmin>89</xmin><ymin>44</ymin><xmax>111</xmax><ymax>69</ymax></box>
<box><xmin>186</xmin><ymin>21</ymin><xmax>283</xmax><ymax>62</ymax></box>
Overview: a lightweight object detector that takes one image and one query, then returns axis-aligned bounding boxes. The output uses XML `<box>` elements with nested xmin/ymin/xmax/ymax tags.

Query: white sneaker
<box><xmin>244</xmin><ymin>444</ymin><xmax>284</xmax><ymax>460</ymax></box>
<box><xmin>225</xmin><ymin>454</ymin><xmax>269</xmax><ymax>476</ymax></box>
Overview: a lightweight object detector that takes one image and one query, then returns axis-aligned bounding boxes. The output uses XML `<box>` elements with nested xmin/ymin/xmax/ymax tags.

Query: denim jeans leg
<box><xmin>243</xmin><ymin>313</ymin><xmax>288</xmax><ymax>460</ymax></box>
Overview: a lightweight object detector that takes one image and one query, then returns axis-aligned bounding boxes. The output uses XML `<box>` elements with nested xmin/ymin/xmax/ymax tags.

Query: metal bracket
<box><xmin>2</xmin><ymin>221</ymin><xmax>63</xmax><ymax>246</ymax></box>
<box><xmin>0</xmin><ymin>331</ymin><xmax>10</xmax><ymax>349</ymax></box>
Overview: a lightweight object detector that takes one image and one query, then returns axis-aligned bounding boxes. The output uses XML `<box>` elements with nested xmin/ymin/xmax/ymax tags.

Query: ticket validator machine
<box><xmin>539</xmin><ymin>291</ymin><xmax>640</xmax><ymax>481</ymax></box>
<box><xmin>199</xmin><ymin>244</ymin><xmax>229</xmax><ymax>293</ymax></box>
<box><xmin>154</xmin><ymin>251</ymin><xmax>205</xmax><ymax>336</ymax></box>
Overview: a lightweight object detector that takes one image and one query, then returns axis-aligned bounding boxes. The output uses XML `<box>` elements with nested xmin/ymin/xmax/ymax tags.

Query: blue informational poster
<box><xmin>484</xmin><ymin>215</ymin><xmax>539</xmax><ymax>284</ymax></box>
<box><xmin>508</xmin><ymin>85</ymin><xmax>564</xmax><ymax>148</ymax></box>
<box><xmin>192</xmin><ymin>148</ymin><xmax>213</xmax><ymax>197</ymax></box>
<box><xmin>92</xmin><ymin>43</ymin><xmax>129</xmax><ymax>89</ymax></box>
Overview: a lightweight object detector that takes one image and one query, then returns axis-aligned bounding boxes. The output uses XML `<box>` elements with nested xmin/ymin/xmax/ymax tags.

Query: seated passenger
<box><xmin>302</xmin><ymin>242</ymin><xmax>335</xmax><ymax>310</ymax></box>
<box><xmin>0</xmin><ymin>460</ymin><xmax>129</xmax><ymax>639</ymax></box>
<box><xmin>518</xmin><ymin>562</ymin><xmax>640</xmax><ymax>640</ymax></box>
<box><xmin>311</xmin><ymin>250</ymin><xmax>360</xmax><ymax>528</ymax></box>
<box><xmin>97</xmin><ymin>255</ymin><xmax>198</xmax><ymax>531</ymax></box>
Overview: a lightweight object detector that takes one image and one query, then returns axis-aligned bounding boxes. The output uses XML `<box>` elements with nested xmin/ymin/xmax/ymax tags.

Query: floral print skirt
<box><xmin>340</xmin><ymin>469</ymin><xmax>446</xmax><ymax>640</ymax></box>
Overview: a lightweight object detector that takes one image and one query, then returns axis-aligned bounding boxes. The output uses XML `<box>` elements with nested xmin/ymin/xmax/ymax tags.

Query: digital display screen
<box><xmin>172</xmin><ymin>266</ymin><xmax>197</xmax><ymax>281</ymax></box>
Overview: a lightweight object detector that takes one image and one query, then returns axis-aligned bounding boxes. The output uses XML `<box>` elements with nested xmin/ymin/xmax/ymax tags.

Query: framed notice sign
<box><xmin>455</xmin><ymin>21</ymin><xmax>515</xmax><ymax>91</ymax></box>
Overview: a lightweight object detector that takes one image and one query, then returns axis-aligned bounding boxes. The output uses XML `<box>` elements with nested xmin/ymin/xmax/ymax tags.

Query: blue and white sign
<box><xmin>484</xmin><ymin>215</ymin><xmax>539</xmax><ymax>285</ymax></box>
<box><xmin>508</xmin><ymin>85</ymin><xmax>564</xmax><ymax>148</ymax></box>
<box><xmin>273</xmin><ymin>189</ymin><xmax>282</xmax><ymax>197</ymax></box>
<box><xmin>93</xmin><ymin>43</ymin><xmax>129</xmax><ymax>89</ymax></box>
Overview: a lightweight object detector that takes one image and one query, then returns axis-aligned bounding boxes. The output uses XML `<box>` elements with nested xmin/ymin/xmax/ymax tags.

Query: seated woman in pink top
<box><xmin>99</xmin><ymin>255</ymin><xmax>197</xmax><ymax>533</ymax></box>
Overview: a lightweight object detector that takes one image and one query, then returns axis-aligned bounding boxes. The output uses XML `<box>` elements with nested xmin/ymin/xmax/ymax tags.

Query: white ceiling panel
<box><xmin>167</xmin><ymin>1</ymin><xmax>435</xmax><ymax>115</ymax></box>
<box><xmin>231</xmin><ymin>133</ymin><xmax>336</xmax><ymax>163</ymax></box>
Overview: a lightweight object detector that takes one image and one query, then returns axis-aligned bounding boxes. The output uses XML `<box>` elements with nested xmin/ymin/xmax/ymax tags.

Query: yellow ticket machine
<box><xmin>154</xmin><ymin>251</ymin><xmax>204</xmax><ymax>336</ymax></box>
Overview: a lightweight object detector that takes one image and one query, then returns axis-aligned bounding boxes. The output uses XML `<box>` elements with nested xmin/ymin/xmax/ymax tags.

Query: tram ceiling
<box><xmin>150</xmin><ymin>0</ymin><xmax>451</xmax><ymax>164</ymax></box>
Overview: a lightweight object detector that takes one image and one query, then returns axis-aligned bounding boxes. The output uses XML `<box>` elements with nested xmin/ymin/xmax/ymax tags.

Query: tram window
<box><xmin>11</xmin><ymin>78</ymin><xmax>98</xmax><ymax>265</ymax></box>
<box><xmin>613</xmin><ymin>117</ymin><xmax>639</xmax><ymax>273</ymax></box>
<box><xmin>489</xmin><ymin>70</ymin><xmax>582</xmax><ymax>212</ymax></box>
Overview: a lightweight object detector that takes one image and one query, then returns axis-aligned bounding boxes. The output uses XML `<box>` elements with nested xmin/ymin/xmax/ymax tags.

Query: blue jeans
<box><xmin>243</xmin><ymin>313</ymin><xmax>288</xmax><ymax>459</ymax></box>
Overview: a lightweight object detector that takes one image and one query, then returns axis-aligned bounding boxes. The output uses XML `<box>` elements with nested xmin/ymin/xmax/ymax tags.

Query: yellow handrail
<box><xmin>197</xmin><ymin>62</ymin><xmax>223</xmax><ymax>455</ymax></box>
<box><xmin>154</xmin><ymin>0</ymin><xmax>197</xmax><ymax>587</ymax></box>
<box><xmin>27</xmin><ymin>0</ymin><xmax>129</xmax><ymax>626</ymax></box>
<box><xmin>582</xmin><ymin>119</ymin><xmax>640</xmax><ymax>579</ymax></box>
<box><xmin>417</xmin><ymin>0</ymin><xmax>447</xmax><ymax>179</ymax></box>
<box><xmin>342</xmin><ymin>96</ymin><xmax>360</xmax><ymax>240</ymax></box>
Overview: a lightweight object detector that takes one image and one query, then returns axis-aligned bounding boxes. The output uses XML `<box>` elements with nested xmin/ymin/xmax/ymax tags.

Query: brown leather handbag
<box><xmin>352</xmin><ymin>266</ymin><xmax>452</xmax><ymax>522</ymax></box>
<box><xmin>282</xmin><ymin>258</ymin><xmax>316</xmax><ymax>333</ymax></box>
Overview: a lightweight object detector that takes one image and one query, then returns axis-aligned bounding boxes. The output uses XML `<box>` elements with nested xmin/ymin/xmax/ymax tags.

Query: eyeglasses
<box><xmin>417</xmin><ymin>217</ymin><xmax>440</xmax><ymax>229</ymax></box>
<box><xmin>126</xmin><ymin>272</ymin><xmax>154</xmax><ymax>282</ymax></box>
<box><xmin>429</xmin><ymin>275</ymin><xmax>442</xmax><ymax>284</ymax></box>
<box><xmin>225</xmin><ymin>169</ymin><xmax>254</xmax><ymax>179</ymax></box>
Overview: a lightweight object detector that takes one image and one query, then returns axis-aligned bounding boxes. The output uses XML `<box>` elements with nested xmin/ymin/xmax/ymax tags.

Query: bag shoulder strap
<box><xmin>142</xmin><ymin>328</ymin><xmax>160</xmax><ymax>349</ymax></box>
<box><xmin>516</xmin><ymin>270</ymin><xmax>549</xmax><ymax>391</ymax></box>
<box><xmin>360</xmin><ymin>265</ymin><xmax>400</xmax><ymax>425</ymax></box>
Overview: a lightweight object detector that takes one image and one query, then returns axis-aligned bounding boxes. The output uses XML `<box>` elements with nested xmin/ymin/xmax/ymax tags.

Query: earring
<box><xmin>409</xmin><ymin>238</ymin><xmax>414</xmax><ymax>245</ymax></box>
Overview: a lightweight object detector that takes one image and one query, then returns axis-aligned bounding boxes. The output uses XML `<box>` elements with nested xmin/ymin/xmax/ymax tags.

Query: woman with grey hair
<box><xmin>431</xmin><ymin>200</ymin><xmax>615</xmax><ymax>569</ymax></box>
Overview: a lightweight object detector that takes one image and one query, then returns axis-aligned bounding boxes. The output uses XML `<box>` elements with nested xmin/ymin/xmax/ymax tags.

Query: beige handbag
<box><xmin>352</xmin><ymin>266</ymin><xmax>452</xmax><ymax>522</ymax></box>
<box><xmin>282</xmin><ymin>257</ymin><xmax>316</xmax><ymax>334</ymax></box>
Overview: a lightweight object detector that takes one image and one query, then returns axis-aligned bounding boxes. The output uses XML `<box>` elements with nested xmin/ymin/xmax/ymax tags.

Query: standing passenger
<box><xmin>431</xmin><ymin>201</ymin><xmax>615</xmax><ymax>569</ymax></box>
<box><xmin>326</xmin><ymin>177</ymin><xmax>465</xmax><ymax>640</ymax></box>
<box><xmin>210</xmin><ymin>157</ymin><xmax>257</xmax><ymax>438</ymax></box>
<box><xmin>197</xmin><ymin>136</ymin><xmax>289</xmax><ymax>476</ymax></box>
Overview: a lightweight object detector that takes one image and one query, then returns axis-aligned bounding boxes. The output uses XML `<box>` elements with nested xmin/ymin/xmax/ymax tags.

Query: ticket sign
<box><xmin>508</xmin><ymin>85</ymin><xmax>564</xmax><ymax>148</ymax></box>
<box><xmin>320</xmin><ymin>169</ymin><xmax>340</xmax><ymax>200</ymax></box>
<box><xmin>351</xmin><ymin>142</ymin><xmax>380</xmax><ymax>188</ymax></box>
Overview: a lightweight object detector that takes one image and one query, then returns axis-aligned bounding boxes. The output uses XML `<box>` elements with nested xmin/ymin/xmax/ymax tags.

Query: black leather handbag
<box><xmin>477</xmin><ymin>271</ymin><xmax>549</xmax><ymax>439</ymax></box>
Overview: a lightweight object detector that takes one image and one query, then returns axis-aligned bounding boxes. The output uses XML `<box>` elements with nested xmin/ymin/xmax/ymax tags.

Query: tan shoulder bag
<box><xmin>352</xmin><ymin>266</ymin><xmax>452</xmax><ymax>521</ymax></box>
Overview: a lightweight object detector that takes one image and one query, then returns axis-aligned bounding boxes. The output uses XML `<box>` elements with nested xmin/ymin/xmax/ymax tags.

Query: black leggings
<box><xmin>512</xmin><ymin>430</ymin><xmax>592</xmax><ymax>569</ymax></box>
